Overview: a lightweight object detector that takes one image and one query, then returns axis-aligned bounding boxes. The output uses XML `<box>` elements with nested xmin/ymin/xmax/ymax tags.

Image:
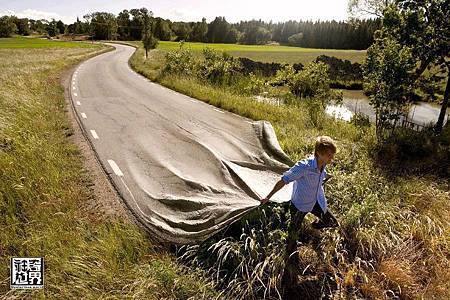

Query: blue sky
<box><xmin>0</xmin><ymin>0</ymin><xmax>351</xmax><ymax>24</ymax></box>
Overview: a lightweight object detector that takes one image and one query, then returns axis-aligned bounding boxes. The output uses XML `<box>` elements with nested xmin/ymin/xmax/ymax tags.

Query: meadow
<box><xmin>128</xmin><ymin>43</ymin><xmax>450</xmax><ymax>299</ymax></box>
<box><xmin>133</xmin><ymin>40</ymin><xmax>366</xmax><ymax>65</ymax></box>
<box><xmin>0</xmin><ymin>37</ymin><xmax>217</xmax><ymax>299</ymax></box>
<box><xmin>0</xmin><ymin>36</ymin><xmax>95</xmax><ymax>48</ymax></box>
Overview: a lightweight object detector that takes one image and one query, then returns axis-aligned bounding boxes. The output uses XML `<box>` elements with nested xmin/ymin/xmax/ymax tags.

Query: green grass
<box><xmin>123</xmin><ymin>40</ymin><xmax>366</xmax><ymax>65</ymax></box>
<box><xmin>129</xmin><ymin>45</ymin><xmax>450</xmax><ymax>299</ymax></box>
<box><xmin>0</xmin><ymin>37</ymin><xmax>217</xmax><ymax>298</ymax></box>
<box><xmin>0</xmin><ymin>36</ymin><xmax>95</xmax><ymax>48</ymax></box>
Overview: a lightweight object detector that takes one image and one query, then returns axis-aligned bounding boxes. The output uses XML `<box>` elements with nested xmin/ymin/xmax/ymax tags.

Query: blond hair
<box><xmin>314</xmin><ymin>136</ymin><xmax>337</xmax><ymax>155</ymax></box>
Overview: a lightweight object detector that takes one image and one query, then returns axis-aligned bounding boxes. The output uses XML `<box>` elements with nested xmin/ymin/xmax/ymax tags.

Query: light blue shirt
<box><xmin>281</xmin><ymin>155</ymin><xmax>327</xmax><ymax>213</ymax></box>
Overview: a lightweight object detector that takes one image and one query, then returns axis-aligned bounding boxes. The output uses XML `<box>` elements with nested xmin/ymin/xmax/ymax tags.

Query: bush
<box><xmin>163</xmin><ymin>47</ymin><xmax>198</xmax><ymax>77</ymax></box>
<box><xmin>374</xmin><ymin>124</ymin><xmax>450</xmax><ymax>175</ymax></box>
<box><xmin>198</xmin><ymin>48</ymin><xmax>242</xmax><ymax>85</ymax></box>
<box><xmin>351</xmin><ymin>112</ymin><xmax>371</xmax><ymax>128</ymax></box>
<box><xmin>274</xmin><ymin>62</ymin><xmax>340</xmax><ymax>102</ymax></box>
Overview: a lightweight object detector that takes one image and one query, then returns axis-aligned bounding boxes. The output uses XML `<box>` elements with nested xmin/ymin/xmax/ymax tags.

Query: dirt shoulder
<box><xmin>60</xmin><ymin>62</ymin><xmax>136</xmax><ymax>224</ymax></box>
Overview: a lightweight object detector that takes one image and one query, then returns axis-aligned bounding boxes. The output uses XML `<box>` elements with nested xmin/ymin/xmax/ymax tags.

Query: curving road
<box><xmin>70</xmin><ymin>44</ymin><xmax>294</xmax><ymax>244</ymax></box>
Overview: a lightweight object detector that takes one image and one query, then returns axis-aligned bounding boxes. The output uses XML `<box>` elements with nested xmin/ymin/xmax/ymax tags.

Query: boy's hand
<box><xmin>260</xmin><ymin>198</ymin><xmax>269</xmax><ymax>205</ymax></box>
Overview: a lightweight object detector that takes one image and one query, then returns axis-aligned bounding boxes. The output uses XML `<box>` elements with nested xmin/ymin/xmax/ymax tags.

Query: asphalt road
<box><xmin>70</xmin><ymin>43</ymin><xmax>294</xmax><ymax>244</ymax></box>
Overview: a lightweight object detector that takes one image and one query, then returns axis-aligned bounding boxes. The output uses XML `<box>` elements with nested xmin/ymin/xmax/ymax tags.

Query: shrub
<box><xmin>163</xmin><ymin>47</ymin><xmax>198</xmax><ymax>77</ymax></box>
<box><xmin>273</xmin><ymin>62</ymin><xmax>341</xmax><ymax>103</ymax></box>
<box><xmin>198</xmin><ymin>48</ymin><xmax>242</xmax><ymax>85</ymax></box>
<box><xmin>351</xmin><ymin>112</ymin><xmax>371</xmax><ymax>129</ymax></box>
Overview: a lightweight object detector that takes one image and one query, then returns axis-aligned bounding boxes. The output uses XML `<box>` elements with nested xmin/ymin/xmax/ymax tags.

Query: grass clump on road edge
<box><xmin>128</xmin><ymin>43</ymin><xmax>450</xmax><ymax>299</ymax></box>
<box><xmin>0</xmin><ymin>38</ymin><xmax>217</xmax><ymax>299</ymax></box>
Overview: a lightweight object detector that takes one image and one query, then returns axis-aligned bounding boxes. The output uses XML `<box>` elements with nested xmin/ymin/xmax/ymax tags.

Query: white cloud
<box><xmin>157</xmin><ymin>8</ymin><xmax>205</xmax><ymax>22</ymax></box>
<box><xmin>1</xmin><ymin>9</ymin><xmax>76</xmax><ymax>24</ymax></box>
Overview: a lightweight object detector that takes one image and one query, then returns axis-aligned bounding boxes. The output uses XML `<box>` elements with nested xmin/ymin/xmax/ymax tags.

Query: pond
<box><xmin>253</xmin><ymin>90</ymin><xmax>448</xmax><ymax>127</ymax></box>
<box><xmin>326</xmin><ymin>90</ymin><xmax>448</xmax><ymax>126</ymax></box>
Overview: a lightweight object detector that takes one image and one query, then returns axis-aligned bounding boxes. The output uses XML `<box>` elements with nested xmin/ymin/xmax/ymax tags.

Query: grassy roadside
<box><xmin>0</xmin><ymin>37</ymin><xmax>217</xmax><ymax>299</ymax></box>
<box><xmin>128</xmin><ymin>43</ymin><xmax>449</xmax><ymax>298</ymax></box>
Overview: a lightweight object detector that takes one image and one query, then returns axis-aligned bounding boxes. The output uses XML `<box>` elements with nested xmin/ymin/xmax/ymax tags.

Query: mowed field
<box><xmin>0</xmin><ymin>36</ymin><xmax>94</xmax><ymax>48</ymax></box>
<box><xmin>156</xmin><ymin>41</ymin><xmax>367</xmax><ymax>64</ymax></box>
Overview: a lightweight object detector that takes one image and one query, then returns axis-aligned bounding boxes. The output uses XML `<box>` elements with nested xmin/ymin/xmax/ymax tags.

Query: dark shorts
<box><xmin>288</xmin><ymin>201</ymin><xmax>338</xmax><ymax>228</ymax></box>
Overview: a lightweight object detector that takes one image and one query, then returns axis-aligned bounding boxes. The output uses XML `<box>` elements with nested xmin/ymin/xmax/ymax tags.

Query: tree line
<box><xmin>0</xmin><ymin>9</ymin><xmax>380</xmax><ymax>50</ymax></box>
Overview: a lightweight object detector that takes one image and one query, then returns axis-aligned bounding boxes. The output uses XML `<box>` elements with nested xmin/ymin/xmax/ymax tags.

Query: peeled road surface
<box><xmin>70</xmin><ymin>44</ymin><xmax>294</xmax><ymax>244</ymax></box>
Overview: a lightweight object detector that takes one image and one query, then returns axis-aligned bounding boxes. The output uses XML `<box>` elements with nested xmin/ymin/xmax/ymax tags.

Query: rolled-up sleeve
<box><xmin>281</xmin><ymin>161</ymin><xmax>306</xmax><ymax>184</ymax></box>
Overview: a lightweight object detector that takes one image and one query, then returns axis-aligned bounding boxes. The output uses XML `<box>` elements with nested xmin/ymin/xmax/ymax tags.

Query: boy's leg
<box><xmin>283</xmin><ymin>203</ymin><xmax>306</xmax><ymax>290</ymax></box>
<box><xmin>285</xmin><ymin>202</ymin><xmax>307</xmax><ymax>257</ymax></box>
<box><xmin>310</xmin><ymin>202</ymin><xmax>339</xmax><ymax>229</ymax></box>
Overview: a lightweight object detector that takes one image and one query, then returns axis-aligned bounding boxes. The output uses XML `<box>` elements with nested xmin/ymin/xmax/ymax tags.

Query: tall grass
<box><xmin>129</xmin><ymin>45</ymin><xmax>450</xmax><ymax>299</ymax></box>
<box><xmin>0</xmin><ymin>39</ymin><xmax>217</xmax><ymax>299</ymax></box>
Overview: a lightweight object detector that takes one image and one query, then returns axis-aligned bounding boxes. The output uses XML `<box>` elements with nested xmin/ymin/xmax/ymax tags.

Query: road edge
<box><xmin>60</xmin><ymin>45</ymin><xmax>166</xmax><ymax>247</ymax></box>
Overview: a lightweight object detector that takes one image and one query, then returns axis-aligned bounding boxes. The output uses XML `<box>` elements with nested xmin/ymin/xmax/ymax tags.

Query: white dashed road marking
<box><xmin>76</xmin><ymin>101</ymin><xmax>81</xmax><ymax>106</ymax></box>
<box><xmin>90</xmin><ymin>130</ymin><xmax>99</xmax><ymax>139</ymax></box>
<box><xmin>81</xmin><ymin>113</ymin><xmax>87</xmax><ymax>119</ymax></box>
<box><xmin>108</xmin><ymin>160</ymin><xmax>124</xmax><ymax>176</ymax></box>
<box><xmin>74</xmin><ymin>93</ymin><xmax>78</xmax><ymax>97</ymax></box>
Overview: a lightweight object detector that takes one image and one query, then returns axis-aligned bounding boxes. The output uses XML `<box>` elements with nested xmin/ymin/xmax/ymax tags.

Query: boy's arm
<box><xmin>260</xmin><ymin>179</ymin><xmax>286</xmax><ymax>205</ymax></box>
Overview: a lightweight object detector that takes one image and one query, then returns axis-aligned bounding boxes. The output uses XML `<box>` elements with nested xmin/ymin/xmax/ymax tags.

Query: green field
<box><xmin>156</xmin><ymin>40</ymin><xmax>366</xmax><ymax>64</ymax></box>
<box><xmin>0</xmin><ymin>36</ymin><xmax>94</xmax><ymax>48</ymax></box>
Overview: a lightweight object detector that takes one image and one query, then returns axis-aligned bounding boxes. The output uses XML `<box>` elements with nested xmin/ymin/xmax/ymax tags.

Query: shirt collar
<box><xmin>309</xmin><ymin>155</ymin><xmax>324</xmax><ymax>173</ymax></box>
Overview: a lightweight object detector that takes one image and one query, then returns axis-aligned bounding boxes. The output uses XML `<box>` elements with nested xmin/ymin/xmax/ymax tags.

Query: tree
<box><xmin>287</xmin><ymin>32</ymin><xmax>303</xmax><ymax>46</ymax></box>
<box><xmin>190</xmin><ymin>17</ymin><xmax>208</xmax><ymax>42</ymax></box>
<box><xmin>0</xmin><ymin>16</ymin><xmax>17</xmax><ymax>37</ymax></box>
<box><xmin>139</xmin><ymin>8</ymin><xmax>158</xmax><ymax>58</ymax></box>
<box><xmin>154</xmin><ymin>18</ymin><xmax>172</xmax><ymax>41</ymax></box>
<box><xmin>129</xmin><ymin>9</ymin><xmax>144</xmax><ymax>40</ymax></box>
<box><xmin>12</xmin><ymin>17</ymin><xmax>30</xmax><ymax>35</ymax></box>
<box><xmin>56</xmin><ymin>20</ymin><xmax>65</xmax><ymax>35</ymax></box>
<box><xmin>45</xmin><ymin>19</ymin><xmax>59</xmax><ymax>37</ymax></box>
<box><xmin>240</xmin><ymin>25</ymin><xmax>271</xmax><ymax>45</ymax></box>
<box><xmin>207</xmin><ymin>17</ymin><xmax>230</xmax><ymax>43</ymax></box>
<box><xmin>374</xmin><ymin>1</ymin><xmax>450</xmax><ymax>133</ymax></box>
<box><xmin>117</xmin><ymin>10</ymin><xmax>131</xmax><ymax>40</ymax></box>
<box><xmin>348</xmin><ymin>0</ymin><xmax>394</xmax><ymax>18</ymax></box>
<box><xmin>29</xmin><ymin>19</ymin><xmax>46</xmax><ymax>34</ymax></box>
<box><xmin>172</xmin><ymin>22</ymin><xmax>190</xmax><ymax>41</ymax></box>
<box><xmin>225</xmin><ymin>26</ymin><xmax>239</xmax><ymax>43</ymax></box>
<box><xmin>83</xmin><ymin>12</ymin><xmax>117</xmax><ymax>40</ymax></box>
<box><xmin>363</xmin><ymin>33</ymin><xmax>415</xmax><ymax>140</ymax></box>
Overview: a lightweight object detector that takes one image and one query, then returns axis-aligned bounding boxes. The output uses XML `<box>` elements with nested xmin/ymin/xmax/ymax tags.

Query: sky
<box><xmin>0</xmin><ymin>0</ymin><xmax>351</xmax><ymax>24</ymax></box>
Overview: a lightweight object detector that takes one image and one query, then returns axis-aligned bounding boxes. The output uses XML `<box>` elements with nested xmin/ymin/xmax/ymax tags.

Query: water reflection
<box><xmin>325</xmin><ymin>105</ymin><xmax>353</xmax><ymax>121</ymax></box>
<box><xmin>329</xmin><ymin>90</ymin><xmax>448</xmax><ymax>126</ymax></box>
<box><xmin>253</xmin><ymin>90</ymin><xmax>448</xmax><ymax>126</ymax></box>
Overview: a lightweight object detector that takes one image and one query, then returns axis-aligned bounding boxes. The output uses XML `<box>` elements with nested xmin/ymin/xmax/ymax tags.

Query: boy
<box><xmin>260</xmin><ymin>136</ymin><xmax>339</xmax><ymax>255</ymax></box>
